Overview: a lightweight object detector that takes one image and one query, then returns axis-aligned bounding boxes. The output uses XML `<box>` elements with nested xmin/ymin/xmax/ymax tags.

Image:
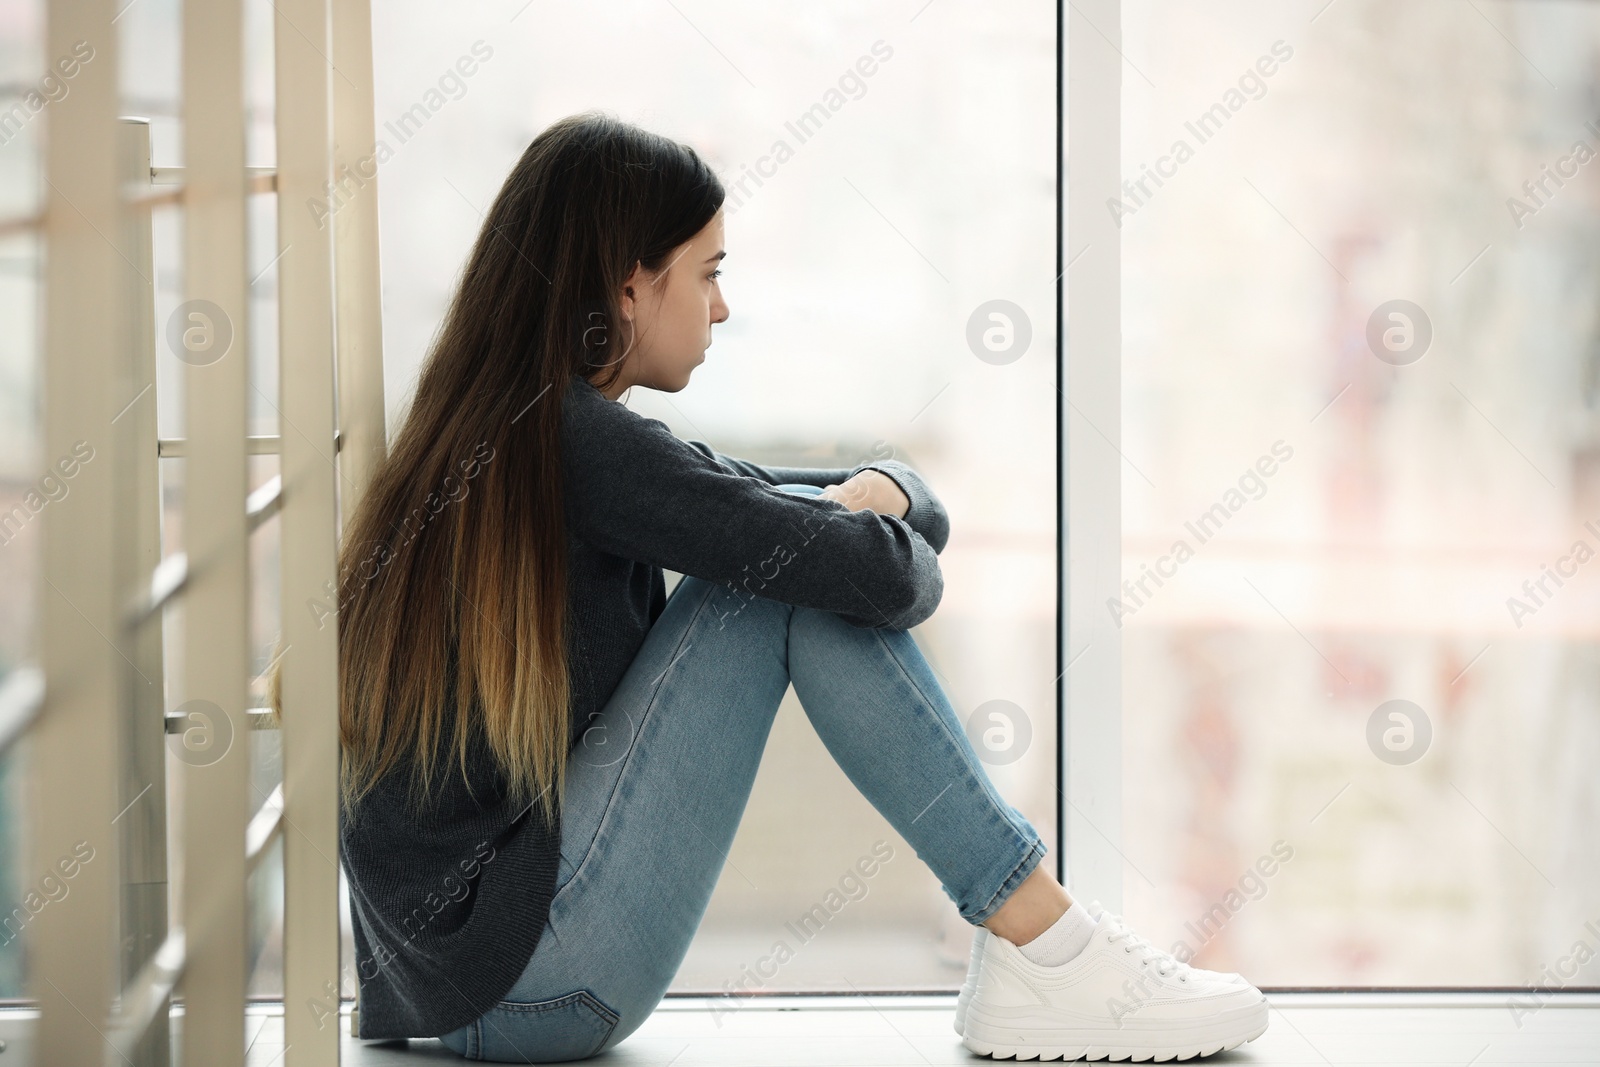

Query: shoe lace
<box><xmin>1096</xmin><ymin>908</ymin><xmax>1193</xmax><ymax>982</ymax></box>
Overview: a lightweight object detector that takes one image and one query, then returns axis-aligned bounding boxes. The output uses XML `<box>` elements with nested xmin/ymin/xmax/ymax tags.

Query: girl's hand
<box><xmin>818</xmin><ymin>469</ymin><xmax>910</xmax><ymax>520</ymax></box>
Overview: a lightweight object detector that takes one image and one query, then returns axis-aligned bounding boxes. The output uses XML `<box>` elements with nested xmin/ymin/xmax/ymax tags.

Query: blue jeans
<box><xmin>439</xmin><ymin>484</ymin><xmax>1047</xmax><ymax>1062</ymax></box>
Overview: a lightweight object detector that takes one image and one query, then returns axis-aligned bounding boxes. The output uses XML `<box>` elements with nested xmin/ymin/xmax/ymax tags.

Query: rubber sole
<box><xmin>961</xmin><ymin>1002</ymin><xmax>1268</xmax><ymax>1062</ymax></box>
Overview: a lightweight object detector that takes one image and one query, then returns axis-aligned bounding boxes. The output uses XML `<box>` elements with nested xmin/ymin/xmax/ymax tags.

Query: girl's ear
<box><xmin>618</xmin><ymin>261</ymin><xmax>644</xmax><ymax>321</ymax></box>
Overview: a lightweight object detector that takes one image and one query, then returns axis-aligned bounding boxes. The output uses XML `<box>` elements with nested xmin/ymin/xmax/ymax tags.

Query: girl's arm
<box><xmin>564</xmin><ymin>381</ymin><xmax>945</xmax><ymax>630</ymax></box>
<box><xmin>681</xmin><ymin>441</ymin><xmax>856</xmax><ymax>488</ymax></box>
<box><xmin>684</xmin><ymin>441</ymin><xmax>950</xmax><ymax>556</ymax></box>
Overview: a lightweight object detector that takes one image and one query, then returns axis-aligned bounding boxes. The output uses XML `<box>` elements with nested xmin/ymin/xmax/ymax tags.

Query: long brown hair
<box><xmin>325</xmin><ymin>112</ymin><xmax>725</xmax><ymax>827</ymax></box>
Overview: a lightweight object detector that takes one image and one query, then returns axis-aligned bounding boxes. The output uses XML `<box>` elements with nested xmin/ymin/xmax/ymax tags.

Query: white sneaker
<box><xmin>954</xmin><ymin>925</ymin><xmax>990</xmax><ymax>1035</ymax></box>
<box><xmin>956</xmin><ymin>912</ymin><xmax>1241</xmax><ymax>1037</ymax></box>
<box><xmin>1083</xmin><ymin>900</ymin><xmax>1254</xmax><ymax>990</ymax></box>
<box><xmin>961</xmin><ymin>901</ymin><xmax>1268</xmax><ymax>1061</ymax></box>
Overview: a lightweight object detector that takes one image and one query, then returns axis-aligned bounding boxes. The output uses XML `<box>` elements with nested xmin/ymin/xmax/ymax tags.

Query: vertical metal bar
<box><xmin>180</xmin><ymin>0</ymin><xmax>251</xmax><ymax>1061</ymax></box>
<box><xmin>276</xmin><ymin>0</ymin><xmax>344</xmax><ymax>1059</ymax></box>
<box><xmin>330</xmin><ymin>0</ymin><xmax>387</xmax><ymax>1033</ymax></box>
<box><xmin>33</xmin><ymin>0</ymin><xmax>123</xmax><ymax>1062</ymax></box>
<box><xmin>332</xmin><ymin>0</ymin><xmax>388</xmax><ymax>525</ymax></box>
<box><xmin>1065</xmin><ymin>0</ymin><xmax>1123</xmax><ymax>909</ymax></box>
<box><xmin>1054</xmin><ymin>0</ymin><xmax>1066</xmax><ymax>895</ymax></box>
<box><xmin>117</xmin><ymin>116</ymin><xmax>173</xmax><ymax>1067</ymax></box>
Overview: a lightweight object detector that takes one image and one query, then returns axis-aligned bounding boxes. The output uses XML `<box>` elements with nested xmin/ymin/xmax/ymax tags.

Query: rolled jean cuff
<box><xmin>965</xmin><ymin>835</ymin><xmax>1048</xmax><ymax>926</ymax></box>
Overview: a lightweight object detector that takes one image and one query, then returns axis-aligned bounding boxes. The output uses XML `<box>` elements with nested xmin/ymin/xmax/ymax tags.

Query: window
<box><xmin>1119</xmin><ymin>0</ymin><xmax>1600</xmax><ymax>986</ymax></box>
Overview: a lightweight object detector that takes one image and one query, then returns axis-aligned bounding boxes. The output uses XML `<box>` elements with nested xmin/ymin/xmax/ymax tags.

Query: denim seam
<box><xmin>552</xmin><ymin>577</ymin><xmax>723</xmax><ymax>909</ymax></box>
<box><xmin>489</xmin><ymin>989</ymin><xmax>620</xmax><ymax>1027</ymax></box>
<box><xmin>969</xmin><ymin>836</ymin><xmax>1047</xmax><ymax>925</ymax></box>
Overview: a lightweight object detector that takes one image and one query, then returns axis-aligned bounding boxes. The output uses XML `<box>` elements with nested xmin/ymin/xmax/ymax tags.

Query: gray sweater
<box><xmin>343</xmin><ymin>373</ymin><xmax>950</xmax><ymax>1039</ymax></box>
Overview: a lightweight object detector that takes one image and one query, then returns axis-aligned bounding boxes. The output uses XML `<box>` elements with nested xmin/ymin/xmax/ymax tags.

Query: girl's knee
<box><xmin>675</xmin><ymin>573</ymin><xmax>792</xmax><ymax>632</ymax></box>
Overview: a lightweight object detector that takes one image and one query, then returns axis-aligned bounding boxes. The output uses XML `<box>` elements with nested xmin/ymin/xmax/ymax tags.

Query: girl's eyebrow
<box><xmin>705</xmin><ymin>251</ymin><xmax>726</xmax><ymax>263</ymax></box>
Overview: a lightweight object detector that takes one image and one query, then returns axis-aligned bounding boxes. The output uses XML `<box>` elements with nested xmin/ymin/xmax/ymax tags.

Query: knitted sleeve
<box><xmin>563</xmin><ymin>382</ymin><xmax>944</xmax><ymax>630</ymax></box>
<box><xmin>682</xmin><ymin>441</ymin><xmax>950</xmax><ymax>555</ymax></box>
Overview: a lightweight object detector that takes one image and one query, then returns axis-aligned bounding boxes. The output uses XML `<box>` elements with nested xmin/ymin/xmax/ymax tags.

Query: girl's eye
<box><xmin>709</xmin><ymin>269</ymin><xmax>723</xmax><ymax>280</ymax></box>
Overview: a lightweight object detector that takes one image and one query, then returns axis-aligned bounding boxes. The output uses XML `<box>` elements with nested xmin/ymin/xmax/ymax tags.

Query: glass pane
<box><xmin>1122</xmin><ymin>0</ymin><xmax>1600</xmax><ymax>986</ymax></box>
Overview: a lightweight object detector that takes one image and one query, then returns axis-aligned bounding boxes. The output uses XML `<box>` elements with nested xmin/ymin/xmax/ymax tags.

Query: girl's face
<box><xmin>602</xmin><ymin>209</ymin><xmax>729</xmax><ymax>399</ymax></box>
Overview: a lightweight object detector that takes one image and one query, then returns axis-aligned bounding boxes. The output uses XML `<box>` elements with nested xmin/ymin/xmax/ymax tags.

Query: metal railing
<box><xmin>16</xmin><ymin>0</ymin><xmax>388</xmax><ymax>1063</ymax></box>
